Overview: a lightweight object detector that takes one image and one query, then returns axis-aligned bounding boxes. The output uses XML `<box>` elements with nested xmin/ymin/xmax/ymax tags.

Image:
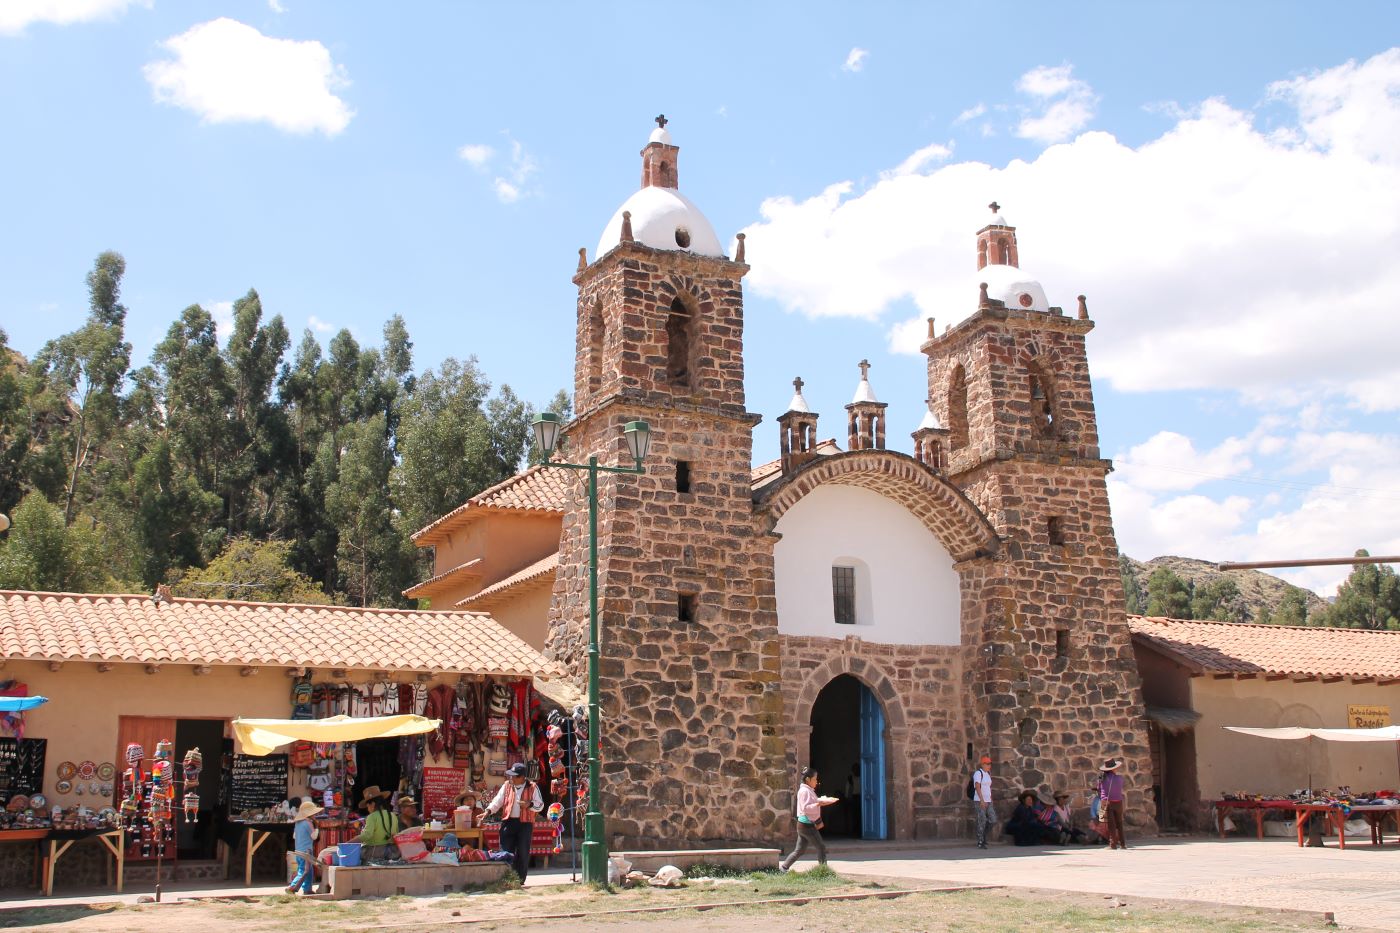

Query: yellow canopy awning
<box><xmin>233</xmin><ymin>714</ymin><xmax>441</xmax><ymax>756</ymax></box>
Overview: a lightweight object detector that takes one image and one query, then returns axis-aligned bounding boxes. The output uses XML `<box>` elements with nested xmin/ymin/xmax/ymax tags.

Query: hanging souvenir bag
<box><xmin>290</xmin><ymin>741</ymin><xmax>314</xmax><ymax>769</ymax></box>
<box><xmin>488</xmin><ymin>683</ymin><xmax>511</xmax><ymax>716</ymax></box>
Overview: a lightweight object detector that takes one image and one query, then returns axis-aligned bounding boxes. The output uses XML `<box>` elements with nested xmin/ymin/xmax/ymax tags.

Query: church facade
<box><xmin>414</xmin><ymin>120</ymin><xmax>1153</xmax><ymax>847</ymax></box>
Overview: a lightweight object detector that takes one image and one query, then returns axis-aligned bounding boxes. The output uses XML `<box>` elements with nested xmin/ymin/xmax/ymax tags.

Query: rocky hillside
<box><xmin>1122</xmin><ymin>555</ymin><xmax>1330</xmax><ymax>622</ymax></box>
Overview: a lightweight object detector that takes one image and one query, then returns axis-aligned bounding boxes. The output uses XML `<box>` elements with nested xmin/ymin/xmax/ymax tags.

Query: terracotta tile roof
<box><xmin>1128</xmin><ymin>615</ymin><xmax>1400</xmax><ymax>680</ymax></box>
<box><xmin>456</xmin><ymin>554</ymin><xmax>558</xmax><ymax>610</ymax></box>
<box><xmin>750</xmin><ymin>439</ymin><xmax>842</xmax><ymax>492</ymax></box>
<box><xmin>0</xmin><ymin>590</ymin><xmax>562</xmax><ymax>677</ymax></box>
<box><xmin>402</xmin><ymin>557</ymin><xmax>483</xmax><ymax>600</ymax></box>
<box><xmin>411</xmin><ymin>467</ymin><xmax>570</xmax><ymax>546</ymax></box>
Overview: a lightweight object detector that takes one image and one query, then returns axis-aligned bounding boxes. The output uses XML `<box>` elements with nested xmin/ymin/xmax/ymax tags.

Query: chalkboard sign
<box><xmin>230</xmin><ymin>754</ymin><xmax>289</xmax><ymax>811</ymax></box>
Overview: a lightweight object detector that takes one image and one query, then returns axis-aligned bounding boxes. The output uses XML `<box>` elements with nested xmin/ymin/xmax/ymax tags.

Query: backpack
<box><xmin>967</xmin><ymin>769</ymin><xmax>985</xmax><ymax>801</ymax></box>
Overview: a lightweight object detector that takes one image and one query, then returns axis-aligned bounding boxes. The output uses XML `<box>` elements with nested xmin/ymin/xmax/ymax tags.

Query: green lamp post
<box><xmin>531</xmin><ymin>412</ymin><xmax>650</xmax><ymax>885</ymax></box>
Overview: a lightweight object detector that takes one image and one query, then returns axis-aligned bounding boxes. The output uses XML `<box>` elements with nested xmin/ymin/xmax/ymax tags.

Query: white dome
<box><xmin>979</xmin><ymin>263</ymin><xmax>1050</xmax><ymax>313</ymax></box>
<box><xmin>649</xmin><ymin>126</ymin><xmax>673</xmax><ymax>145</ymax></box>
<box><xmin>597</xmin><ymin>186</ymin><xmax>725</xmax><ymax>258</ymax></box>
<box><xmin>851</xmin><ymin>377</ymin><xmax>878</xmax><ymax>404</ymax></box>
<box><xmin>917</xmin><ymin>407</ymin><xmax>942</xmax><ymax>431</ymax></box>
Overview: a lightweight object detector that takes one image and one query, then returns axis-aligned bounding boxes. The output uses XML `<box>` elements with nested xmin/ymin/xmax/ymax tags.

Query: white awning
<box><xmin>1225</xmin><ymin>725</ymin><xmax>1400</xmax><ymax>742</ymax></box>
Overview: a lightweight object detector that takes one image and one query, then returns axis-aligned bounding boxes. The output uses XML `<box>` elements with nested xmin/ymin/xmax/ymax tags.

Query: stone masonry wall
<box><xmin>548</xmin><ymin>243</ymin><xmax>789</xmax><ymax>850</ymax></box>
<box><xmin>924</xmin><ymin>304</ymin><xmax>1156</xmax><ymax>831</ymax></box>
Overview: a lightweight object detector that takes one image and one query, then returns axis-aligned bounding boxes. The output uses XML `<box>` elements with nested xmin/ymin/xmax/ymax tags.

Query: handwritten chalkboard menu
<box><xmin>421</xmin><ymin>766</ymin><xmax>466</xmax><ymax>820</ymax></box>
<box><xmin>229</xmin><ymin>754</ymin><xmax>288</xmax><ymax>811</ymax></box>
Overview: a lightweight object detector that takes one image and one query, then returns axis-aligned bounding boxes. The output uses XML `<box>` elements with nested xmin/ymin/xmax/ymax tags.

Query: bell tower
<box><xmin>547</xmin><ymin>119</ymin><xmax>788</xmax><ymax>848</ymax></box>
<box><xmin>923</xmin><ymin>205</ymin><xmax>1155</xmax><ymax>832</ymax></box>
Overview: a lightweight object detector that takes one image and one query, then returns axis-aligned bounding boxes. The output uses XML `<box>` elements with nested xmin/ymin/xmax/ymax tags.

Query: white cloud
<box><xmin>457</xmin><ymin>144</ymin><xmax>495</xmax><ymax>168</ymax></box>
<box><xmin>268</xmin><ymin>0</ymin><xmax>286</xmax><ymax>12</ymax></box>
<box><xmin>0</xmin><ymin>0</ymin><xmax>146</xmax><ymax>35</ymax></box>
<box><xmin>1015</xmin><ymin>64</ymin><xmax>1097</xmax><ymax>143</ymax></box>
<box><xmin>208</xmin><ymin>300</ymin><xmax>234</xmax><ymax>345</ymax></box>
<box><xmin>741</xmin><ymin>48</ymin><xmax>1400</xmax><ymax>413</ymax></box>
<box><xmin>716</xmin><ymin>104</ymin><xmax>729</xmax><ymax>118</ymax></box>
<box><xmin>881</xmin><ymin>142</ymin><xmax>952</xmax><ymax>180</ymax></box>
<box><xmin>1114</xmin><ymin>431</ymin><xmax>1254</xmax><ymax>493</ymax></box>
<box><xmin>458</xmin><ymin>133</ymin><xmax>538</xmax><ymax>204</ymax></box>
<box><xmin>843</xmin><ymin>47</ymin><xmax>868</xmax><ymax>73</ymax></box>
<box><xmin>308</xmin><ymin>315</ymin><xmax>333</xmax><ymax>334</ymax></box>
<box><xmin>954</xmin><ymin>103</ymin><xmax>986</xmax><ymax>124</ymax></box>
<box><xmin>143</xmin><ymin>18</ymin><xmax>353</xmax><ymax>136</ymax></box>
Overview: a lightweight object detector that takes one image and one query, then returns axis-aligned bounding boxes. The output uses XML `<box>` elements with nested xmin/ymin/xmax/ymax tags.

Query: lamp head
<box><xmin>623</xmin><ymin>421</ymin><xmax>651</xmax><ymax>463</ymax></box>
<box><xmin>531</xmin><ymin>412</ymin><xmax>562</xmax><ymax>458</ymax></box>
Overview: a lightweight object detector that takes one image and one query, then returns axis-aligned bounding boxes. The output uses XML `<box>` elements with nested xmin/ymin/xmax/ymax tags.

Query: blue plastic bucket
<box><xmin>337</xmin><ymin>842</ymin><xmax>362</xmax><ymax>867</ymax></box>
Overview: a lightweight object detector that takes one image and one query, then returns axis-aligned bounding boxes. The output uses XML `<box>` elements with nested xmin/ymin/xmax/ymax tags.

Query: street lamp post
<box><xmin>531</xmin><ymin>412</ymin><xmax>651</xmax><ymax>885</ymax></box>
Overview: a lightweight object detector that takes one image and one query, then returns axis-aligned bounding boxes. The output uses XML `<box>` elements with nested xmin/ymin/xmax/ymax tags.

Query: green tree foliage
<box><xmin>2</xmin><ymin>253</ymin><xmax>557</xmax><ymax>607</ymax></box>
<box><xmin>1313</xmin><ymin>551</ymin><xmax>1400</xmax><ymax>630</ymax></box>
<box><xmin>30</xmin><ymin>252</ymin><xmax>133</xmax><ymax>523</ymax></box>
<box><xmin>1190</xmin><ymin>576</ymin><xmax>1248</xmax><ymax>623</ymax></box>
<box><xmin>1144</xmin><ymin>567</ymin><xmax>1192</xmax><ymax>618</ymax></box>
<box><xmin>0</xmin><ymin>492</ymin><xmax>118</xmax><ymax>591</ymax></box>
<box><xmin>171</xmin><ymin>537</ymin><xmax>332</xmax><ymax>604</ymax></box>
<box><xmin>1273</xmin><ymin>587</ymin><xmax>1310</xmax><ymax>626</ymax></box>
<box><xmin>1119</xmin><ymin>553</ymin><xmax>1143</xmax><ymax>614</ymax></box>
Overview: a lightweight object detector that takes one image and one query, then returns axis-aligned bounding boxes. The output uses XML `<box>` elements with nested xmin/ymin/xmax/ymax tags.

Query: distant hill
<box><xmin>1122</xmin><ymin>554</ymin><xmax>1330</xmax><ymax>623</ymax></box>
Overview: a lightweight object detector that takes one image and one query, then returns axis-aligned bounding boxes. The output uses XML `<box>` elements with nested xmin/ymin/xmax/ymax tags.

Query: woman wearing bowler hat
<box><xmin>1097</xmin><ymin>758</ymin><xmax>1128</xmax><ymax>849</ymax></box>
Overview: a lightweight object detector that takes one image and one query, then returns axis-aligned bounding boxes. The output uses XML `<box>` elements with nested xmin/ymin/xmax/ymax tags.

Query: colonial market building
<box><xmin>409</xmin><ymin>120</ymin><xmax>1155</xmax><ymax>847</ymax></box>
<box><xmin>0</xmin><ymin>590</ymin><xmax>565</xmax><ymax>887</ymax></box>
<box><xmin>1131</xmin><ymin>616</ymin><xmax>1400</xmax><ymax>831</ymax></box>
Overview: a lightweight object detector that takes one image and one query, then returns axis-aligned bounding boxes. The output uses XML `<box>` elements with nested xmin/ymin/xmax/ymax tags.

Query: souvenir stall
<box><xmin>1212</xmin><ymin>726</ymin><xmax>1400</xmax><ymax>848</ymax></box>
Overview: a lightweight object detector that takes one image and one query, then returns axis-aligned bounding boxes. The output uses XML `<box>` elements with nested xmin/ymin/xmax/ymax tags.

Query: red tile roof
<box><xmin>402</xmin><ymin>557</ymin><xmax>483</xmax><ymax>600</ymax></box>
<box><xmin>750</xmin><ymin>439</ymin><xmax>842</xmax><ymax>492</ymax></box>
<box><xmin>456</xmin><ymin>554</ymin><xmax>558</xmax><ymax>610</ymax></box>
<box><xmin>1128</xmin><ymin>615</ymin><xmax>1400</xmax><ymax>680</ymax></box>
<box><xmin>0</xmin><ymin>590</ymin><xmax>562</xmax><ymax>677</ymax></box>
<box><xmin>411</xmin><ymin>467</ymin><xmax>570</xmax><ymax>546</ymax></box>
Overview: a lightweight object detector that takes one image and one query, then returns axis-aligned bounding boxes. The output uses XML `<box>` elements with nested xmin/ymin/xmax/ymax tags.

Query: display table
<box><xmin>43</xmin><ymin>828</ymin><xmax>124</xmax><ymax>897</ymax></box>
<box><xmin>1291</xmin><ymin>803</ymin><xmax>1400</xmax><ymax>850</ymax></box>
<box><xmin>0</xmin><ymin>829</ymin><xmax>49</xmax><ymax>889</ymax></box>
<box><xmin>229</xmin><ymin>822</ymin><xmax>293</xmax><ymax>886</ymax></box>
<box><xmin>1213</xmin><ymin>799</ymin><xmax>1297</xmax><ymax>838</ymax></box>
<box><xmin>481</xmin><ymin>824</ymin><xmax>559</xmax><ymax>866</ymax></box>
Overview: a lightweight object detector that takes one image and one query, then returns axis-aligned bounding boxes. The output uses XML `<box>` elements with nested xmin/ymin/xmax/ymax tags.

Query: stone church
<box><xmin>409</xmin><ymin>119</ymin><xmax>1152</xmax><ymax>847</ymax></box>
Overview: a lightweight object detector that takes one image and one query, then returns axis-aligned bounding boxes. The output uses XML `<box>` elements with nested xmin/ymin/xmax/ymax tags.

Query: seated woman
<box><xmin>1005</xmin><ymin>791</ymin><xmax>1062</xmax><ymax>846</ymax></box>
<box><xmin>1051</xmin><ymin>791</ymin><xmax>1089</xmax><ymax>843</ymax></box>
<box><xmin>352</xmin><ymin>785</ymin><xmax>402</xmax><ymax>861</ymax></box>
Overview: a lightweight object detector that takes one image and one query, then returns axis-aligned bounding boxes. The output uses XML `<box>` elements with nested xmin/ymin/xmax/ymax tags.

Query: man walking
<box><xmin>972</xmin><ymin>755</ymin><xmax>995</xmax><ymax>849</ymax></box>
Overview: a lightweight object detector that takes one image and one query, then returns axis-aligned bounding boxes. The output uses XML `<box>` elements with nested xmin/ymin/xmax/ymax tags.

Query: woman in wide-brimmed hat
<box><xmin>352</xmin><ymin>785</ymin><xmax>401</xmax><ymax>861</ymax></box>
<box><xmin>1096</xmin><ymin>758</ymin><xmax>1128</xmax><ymax>849</ymax></box>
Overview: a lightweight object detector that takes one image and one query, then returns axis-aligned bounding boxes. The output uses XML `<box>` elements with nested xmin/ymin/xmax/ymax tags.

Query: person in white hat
<box><xmin>287</xmin><ymin>799</ymin><xmax>323</xmax><ymax>894</ymax></box>
<box><xmin>1096</xmin><ymin>757</ymin><xmax>1128</xmax><ymax>849</ymax></box>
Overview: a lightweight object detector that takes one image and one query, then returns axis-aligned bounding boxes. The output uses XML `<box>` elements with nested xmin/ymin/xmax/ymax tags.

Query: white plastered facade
<box><xmin>772</xmin><ymin>484</ymin><xmax>960</xmax><ymax>645</ymax></box>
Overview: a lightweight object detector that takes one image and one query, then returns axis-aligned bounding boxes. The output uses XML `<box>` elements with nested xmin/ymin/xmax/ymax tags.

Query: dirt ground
<box><xmin>0</xmin><ymin>874</ymin><xmax>1355</xmax><ymax>932</ymax></box>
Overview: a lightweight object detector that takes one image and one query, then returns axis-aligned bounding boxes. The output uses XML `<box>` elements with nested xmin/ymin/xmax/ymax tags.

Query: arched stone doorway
<box><xmin>809</xmin><ymin>674</ymin><xmax>889</xmax><ymax>839</ymax></box>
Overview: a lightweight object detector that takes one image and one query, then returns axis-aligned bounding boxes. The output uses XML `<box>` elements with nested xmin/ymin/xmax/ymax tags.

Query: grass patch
<box><xmin>483</xmin><ymin>868</ymin><xmax>522</xmax><ymax>893</ymax></box>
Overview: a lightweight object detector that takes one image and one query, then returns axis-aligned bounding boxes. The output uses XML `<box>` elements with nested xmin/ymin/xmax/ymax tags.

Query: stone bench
<box><xmin>321</xmin><ymin>861</ymin><xmax>507</xmax><ymax>899</ymax></box>
<box><xmin>612</xmin><ymin>847</ymin><xmax>780</xmax><ymax>874</ymax></box>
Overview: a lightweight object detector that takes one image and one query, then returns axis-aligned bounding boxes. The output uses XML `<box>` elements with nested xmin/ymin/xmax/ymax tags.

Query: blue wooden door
<box><xmin>858</xmin><ymin>685</ymin><xmax>887</xmax><ymax>839</ymax></box>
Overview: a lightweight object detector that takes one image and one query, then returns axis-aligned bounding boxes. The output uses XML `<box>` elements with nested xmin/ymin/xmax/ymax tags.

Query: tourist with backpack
<box><xmin>970</xmin><ymin>756</ymin><xmax>995</xmax><ymax>849</ymax></box>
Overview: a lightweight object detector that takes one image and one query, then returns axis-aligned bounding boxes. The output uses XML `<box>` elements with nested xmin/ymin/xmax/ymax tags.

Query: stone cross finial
<box><xmin>793</xmin><ymin>376</ymin><xmax>804</xmax><ymax>393</ymax></box>
<box><xmin>655</xmin><ymin>114</ymin><xmax>668</xmax><ymax>129</ymax></box>
<box><xmin>858</xmin><ymin>359</ymin><xmax>871</xmax><ymax>380</ymax></box>
<box><xmin>988</xmin><ymin>201</ymin><xmax>1001</xmax><ymax>213</ymax></box>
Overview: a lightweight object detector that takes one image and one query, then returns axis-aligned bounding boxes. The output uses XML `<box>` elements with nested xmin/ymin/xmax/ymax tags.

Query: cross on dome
<box><xmin>988</xmin><ymin>201</ymin><xmax>1000</xmax><ymax>214</ymax></box>
<box><xmin>793</xmin><ymin>376</ymin><xmax>804</xmax><ymax>393</ymax></box>
<box><xmin>786</xmin><ymin>376</ymin><xmax>811</xmax><ymax>414</ymax></box>
<box><xmin>858</xmin><ymin>359</ymin><xmax>870</xmax><ymax>380</ymax></box>
<box><xmin>655</xmin><ymin>114</ymin><xmax>668</xmax><ymax>129</ymax></box>
<box><xmin>850</xmin><ymin>360</ymin><xmax>879</xmax><ymax>404</ymax></box>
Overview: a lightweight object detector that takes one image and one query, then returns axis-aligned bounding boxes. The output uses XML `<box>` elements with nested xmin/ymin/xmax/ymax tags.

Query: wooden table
<box><xmin>1292</xmin><ymin>804</ymin><xmax>1400</xmax><ymax>849</ymax></box>
<box><xmin>1213</xmin><ymin>799</ymin><xmax>1296</xmax><ymax>838</ymax></box>
<box><xmin>418</xmin><ymin>827</ymin><xmax>484</xmax><ymax>849</ymax></box>
<box><xmin>230</xmin><ymin>822</ymin><xmax>293</xmax><ymax>886</ymax></box>
<box><xmin>0</xmin><ymin>829</ymin><xmax>49</xmax><ymax>889</ymax></box>
<box><xmin>43</xmin><ymin>828</ymin><xmax>124</xmax><ymax>896</ymax></box>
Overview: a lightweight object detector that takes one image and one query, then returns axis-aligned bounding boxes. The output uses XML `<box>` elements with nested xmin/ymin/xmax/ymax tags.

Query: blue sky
<box><xmin>3</xmin><ymin>1</ymin><xmax>1398</xmax><ymax>595</ymax></box>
